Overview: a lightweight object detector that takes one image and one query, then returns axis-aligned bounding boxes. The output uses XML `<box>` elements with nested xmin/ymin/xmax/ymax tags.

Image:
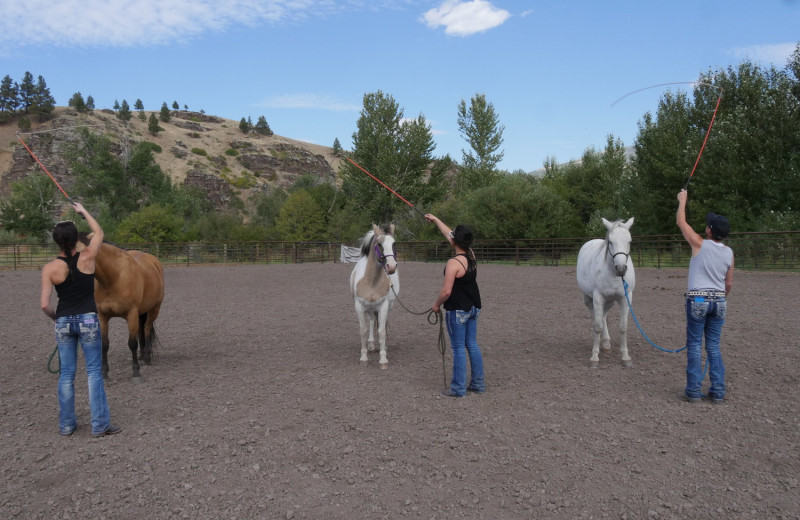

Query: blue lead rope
<box><xmin>622</xmin><ymin>277</ymin><xmax>709</xmax><ymax>393</ymax></box>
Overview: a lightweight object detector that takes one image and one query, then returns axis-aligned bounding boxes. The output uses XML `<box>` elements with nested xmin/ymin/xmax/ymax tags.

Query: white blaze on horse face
<box><xmin>382</xmin><ymin>234</ymin><xmax>397</xmax><ymax>275</ymax></box>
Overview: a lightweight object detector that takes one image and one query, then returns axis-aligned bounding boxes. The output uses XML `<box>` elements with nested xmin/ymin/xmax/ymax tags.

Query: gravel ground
<box><xmin>1</xmin><ymin>263</ymin><xmax>798</xmax><ymax>520</ymax></box>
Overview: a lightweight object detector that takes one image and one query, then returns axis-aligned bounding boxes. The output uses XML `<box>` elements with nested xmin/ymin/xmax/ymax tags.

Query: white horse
<box><xmin>576</xmin><ymin>218</ymin><xmax>636</xmax><ymax>368</ymax></box>
<box><xmin>349</xmin><ymin>224</ymin><xmax>399</xmax><ymax>369</ymax></box>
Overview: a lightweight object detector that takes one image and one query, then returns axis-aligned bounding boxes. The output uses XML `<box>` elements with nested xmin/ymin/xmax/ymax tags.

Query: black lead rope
<box><xmin>389</xmin><ymin>282</ymin><xmax>448</xmax><ymax>389</ymax></box>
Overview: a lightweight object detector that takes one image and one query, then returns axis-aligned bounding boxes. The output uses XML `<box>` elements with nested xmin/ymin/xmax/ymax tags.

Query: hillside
<box><xmin>0</xmin><ymin>107</ymin><xmax>343</xmax><ymax>210</ymax></box>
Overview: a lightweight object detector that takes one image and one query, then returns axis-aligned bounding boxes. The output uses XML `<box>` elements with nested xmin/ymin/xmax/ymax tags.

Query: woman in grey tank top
<box><xmin>676</xmin><ymin>189</ymin><xmax>734</xmax><ymax>404</ymax></box>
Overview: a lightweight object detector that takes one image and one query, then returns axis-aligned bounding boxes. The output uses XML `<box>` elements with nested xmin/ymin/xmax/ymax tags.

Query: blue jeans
<box><xmin>445</xmin><ymin>307</ymin><xmax>485</xmax><ymax>396</ymax></box>
<box><xmin>55</xmin><ymin>313</ymin><xmax>111</xmax><ymax>435</ymax></box>
<box><xmin>685</xmin><ymin>298</ymin><xmax>726</xmax><ymax>400</ymax></box>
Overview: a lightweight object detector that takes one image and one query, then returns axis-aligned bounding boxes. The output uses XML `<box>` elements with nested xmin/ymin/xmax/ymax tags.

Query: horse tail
<box><xmin>359</xmin><ymin>230</ymin><xmax>375</xmax><ymax>257</ymax></box>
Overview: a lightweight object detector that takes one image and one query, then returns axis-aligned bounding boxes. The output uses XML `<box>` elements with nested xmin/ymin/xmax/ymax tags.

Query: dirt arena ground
<box><xmin>1</xmin><ymin>263</ymin><xmax>798</xmax><ymax>520</ymax></box>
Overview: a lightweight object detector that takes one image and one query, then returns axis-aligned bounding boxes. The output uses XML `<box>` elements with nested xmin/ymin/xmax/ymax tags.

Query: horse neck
<box><xmin>363</xmin><ymin>244</ymin><xmax>387</xmax><ymax>283</ymax></box>
<box><xmin>93</xmin><ymin>243</ymin><xmax>123</xmax><ymax>284</ymax></box>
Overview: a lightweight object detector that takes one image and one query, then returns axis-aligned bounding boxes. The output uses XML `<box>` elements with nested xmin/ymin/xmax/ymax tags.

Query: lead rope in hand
<box><xmin>390</xmin><ymin>282</ymin><xmax>448</xmax><ymax>389</ymax></box>
<box><xmin>48</xmin><ymin>346</ymin><xmax>60</xmax><ymax>374</ymax></box>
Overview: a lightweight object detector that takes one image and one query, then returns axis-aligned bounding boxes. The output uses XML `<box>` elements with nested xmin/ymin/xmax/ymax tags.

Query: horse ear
<box><xmin>388</xmin><ymin>223</ymin><xmax>395</xmax><ymax>235</ymax></box>
<box><xmin>372</xmin><ymin>223</ymin><xmax>382</xmax><ymax>235</ymax></box>
<box><xmin>601</xmin><ymin>218</ymin><xmax>613</xmax><ymax>230</ymax></box>
<box><xmin>622</xmin><ymin>217</ymin><xmax>635</xmax><ymax>229</ymax></box>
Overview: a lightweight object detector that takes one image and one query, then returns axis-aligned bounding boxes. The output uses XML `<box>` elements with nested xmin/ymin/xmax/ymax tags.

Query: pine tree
<box><xmin>68</xmin><ymin>92</ymin><xmax>87</xmax><ymax>112</ymax></box>
<box><xmin>118</xmin><ymin>99</ymin><xmax>132</xmax><ymax>121</ymax></box>
<box><xmin>239</xmin><ymin>117</ymin><xmax>251</xmax><ymax>134</ymax></box>
<box><xmin>255</xmin><ymin>115</ymin><xmax>273</xmax><ymax>135</ymax></box>
<box><xmin>148</xmin><ymin>113</ymin><xmax>161</xmax><ymax>135</ymax></box>
<box><xmin>172</xmin><ymin>101</ymin><xmax>179</xmax><ymax>110</ymax></box>
<box><xmin>159</xmin><ymin>102</ymin><xmax>171</xmax><ymax>122</ymax></box>
<box><xmin>0</xmin><ymin>75</ymin><xmax>20</xmax><ymax>117</ymax></box>
<box><xmin>86</xmin><ymin>95</ymin><xmax>95</xmax><ymax>111</ymax></box>
<box><xmin>18</xmin><ymin>72</ymin><xmax>35</xmax><ymax>113</ymax></box>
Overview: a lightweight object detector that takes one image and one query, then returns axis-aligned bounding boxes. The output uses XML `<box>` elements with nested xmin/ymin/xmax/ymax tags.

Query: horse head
<box><xmin>603</xmin><ymin>217</ymin><xmax>634</xmax><ymax>277</ymax></box>
<box><xmin>371</xmin><ymin>223</ymin><xmax>397</xmax><ymax>275</ymax></box>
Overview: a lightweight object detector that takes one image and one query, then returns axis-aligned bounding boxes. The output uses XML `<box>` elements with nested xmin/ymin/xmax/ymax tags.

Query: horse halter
<box><xmin>605</xmin><ymin>233</ymin><xmax>630</xmax><ymax>274</ymax></box>
<box><xmin>373</xmin><ymin>238</ymin><xmax>397</xmax><ymax>266</ymax></box>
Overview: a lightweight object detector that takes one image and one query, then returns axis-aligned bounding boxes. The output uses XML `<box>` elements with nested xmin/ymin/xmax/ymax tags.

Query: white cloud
<box><xmin>729</xmin><ymin>43</ymin><xmax>796</xmax><ymax>66</ymax></box>
<box><xmin>421</xmin><ymin>0</ymin><xmax>510</xmax><ymax>37</ymax></box>
<box><xmin>0</xmin><ymin>0</ymin><xmax>327</xmax><ymax>48</ymax></box>
<box><xmin>258</xmin><ymin>93</ymin><xmax>360</xmax><ymax>111</ymax></box>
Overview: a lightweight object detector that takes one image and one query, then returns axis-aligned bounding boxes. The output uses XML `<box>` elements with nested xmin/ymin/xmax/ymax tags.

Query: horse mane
<box><xmin>359</xmin><ymin>230</ymin><xmax>375</xmax><ymax>257</ymax></box>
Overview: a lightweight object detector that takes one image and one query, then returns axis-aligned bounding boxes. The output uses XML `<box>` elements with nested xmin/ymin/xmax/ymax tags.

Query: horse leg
<box><xmin>619</xmin><ymin>296</ymin><xmax>633</xmax><ymax>367</ymax></box>
<box><xmin>137</xmin><ymin>313</ymin><xmax>147</xmax><ymax>361</ymax></box>
<box><xmin>355</xmin><ymin>303</ymin><xmax>370</xmax><ymax>365</ymax></box>
<box><xmin>99</xmin><ymin>315</ymin><xmax>111</xmax><ymax>380</ymax></box>
<box><xmin>126</xmin><ymin>312</ymin><xmax>143</xmax><ymax>383</ymax></box>
<box><xmin>141</xmin><ymin>302</ymin><xmax>162</xmax><ymax>365</ymax></box>
<box><xmin>587</xmin><ymin>294</ymin><xmax>604</xmax><ymax>368</ymax></box>
<box><xmin>601</xmin><ymin>300</ymin><xmax>614</xmax><ymax>352</ymax></box>
<box><xmin>377</xmin><ymin>302</ymin><xmax>390</xmax><ymax>369</ymax></box>
<box><xmin>367</xmin><ymin>311</ymin><xmax>378</xmax><ymax>352</ymax></box>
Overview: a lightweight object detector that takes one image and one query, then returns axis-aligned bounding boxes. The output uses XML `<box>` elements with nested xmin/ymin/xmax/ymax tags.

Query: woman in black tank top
<box><xmin>426</xmin><ymin>214</ymin><xmax>485</xmax><ymax>398</ymax></box>
<box><xmin>40</xmin><ymin>203</ymin><xmax>121</xmax><ymax>438</ymax></box>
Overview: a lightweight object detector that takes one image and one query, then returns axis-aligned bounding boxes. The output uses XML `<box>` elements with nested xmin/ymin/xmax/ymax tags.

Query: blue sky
<box><xmin>1</xmin><ymin>0</ymin><xmax>798</xmax><ymax>173</ymax></box>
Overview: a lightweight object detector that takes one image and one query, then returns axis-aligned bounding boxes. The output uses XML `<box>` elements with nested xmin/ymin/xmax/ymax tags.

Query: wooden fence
<box><xmin>1</xmin><ymin>231</ymin><xmax>799</xmax><ymax>271</ymax></box>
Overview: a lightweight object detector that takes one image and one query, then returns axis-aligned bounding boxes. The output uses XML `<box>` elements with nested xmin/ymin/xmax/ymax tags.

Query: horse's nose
<box><xmin>615</xmin><ymin>264</ymin><xmax>627</xmax><ymax>277</ymax></box>
<box><xmin>385</xmin><ymin>263</ymin><xmax>397</xmax><ymax>275</ymax></box>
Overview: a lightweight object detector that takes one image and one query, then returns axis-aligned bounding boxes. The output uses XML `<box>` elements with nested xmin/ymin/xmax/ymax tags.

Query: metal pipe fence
<box><xmin>1</xmin><ymin>231</ymin><xmax>798</xmax><ymax>271</ymax></box>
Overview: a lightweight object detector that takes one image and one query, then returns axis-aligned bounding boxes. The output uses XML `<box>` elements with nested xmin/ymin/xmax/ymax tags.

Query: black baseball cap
<box><xmin>705</xmin><ymin>212</ymin><xmax>730</xmax><ymax>240</ymax></box>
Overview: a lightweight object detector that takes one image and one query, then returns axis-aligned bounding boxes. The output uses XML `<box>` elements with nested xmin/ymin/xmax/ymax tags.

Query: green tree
<box><xmin>451</xmin><ymin>173</ymin><xmax>581</xmax><ymax>239</ymax></box>
<box><xmin>117</xmin><ymin>99</ymin><xmax>132</xmax><ymax>121</ymax></box>
<box><xmin>332</xmin><ymin>137</ymin><xmax>343</xmax><ymax>156</ymax></box>
<box><xmin>628</xmin><ymin>59</ymin><xmax>800</xmax><ymax>234</ymax></box>
<box><xmin>274</xmin><ymin>189</ymin><xmax>326</xmax><ymax>241</ymax></box>
<box><xmin>115</xmin><ymin>204</ymin><xmax>184</xmax><ymax>242</ymax></box>
<box><xmin>0</xmin><ymin>75</ymin><xmax>20</xmax><ymax>116</ymax></box>
<box><xmin>17</xmin><ymin>115</ymin><xmax>31</xmax><ymax>132</ymax></box>
<box><xmin>0</xmin><ymin>171</ymin><xmax>59</xmax><ymax>240</ymax></box>
<box><xmin>68</xmin><ymin>131</ymin><xmax>173</xmax><ymax>222</ymax></box>
<box><xmin>542</xmin><ymin>135</ymin><xmax>629</xmax><ymax>234</ymax></box>
<box><xmin>341</xmin><ymin>90</ymin><xmax>443</xmax><ymax>224</ymax></box>
<box><xmin>86</xmin><ymin>95</ymin><xmax>95</xmax><ymax>111</ymax></box>
<box><xmin>239</xmin><ymin>117</ymin><xmax>250</xmax><ymax>134</ymax></box>
<box><xmin>456</xmin><ymin>93</ymin><xmax>505</xmax><ymax>193</ymax></box>
<box><xmin>159</xmin><ymin>102</ymin><xmax>171</xmax><ymax>122</ymax></box>
<box><xmin>17</xmin><ymin>72</ymin><xmax>35</xmax><ymax>113</ymax></box>
<box><xmin>255</xmin><ymin>115</ymin><xmax>273</xmax><ymax>135</ymax></box>
<box><xmin>148</xmin><ymin>113</ymin><xmax>161</xmax><ymax>135</ymax></box>
<box><xmin>31</xmin><ymin>75</ymin><xmax>55</xmax><ymax>121</ymax></box>
<box><xmin>113</xmin><ymin>100</ymin><xmax>120</xmax><ymax>110</ymax></box>
<box><xmin>68</xmin><ymin>92</ymin><xmax>87</xmax><ymax>112</ymax></box>
<box><xmin>172</xmin><ymin>101</ymin><xmax>179</xmax><ymax>110</ymax></box>
<box><xmin>134</xmin><ymin>98</ymin><xmax>145</xmax><ymax>120</ymax></box>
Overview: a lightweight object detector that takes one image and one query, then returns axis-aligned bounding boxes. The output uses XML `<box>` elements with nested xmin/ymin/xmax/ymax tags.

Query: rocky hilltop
<box><xmin>0</xmin><ymin>108</ymin><xmax>343</xmax><ymax>210</ymax></box>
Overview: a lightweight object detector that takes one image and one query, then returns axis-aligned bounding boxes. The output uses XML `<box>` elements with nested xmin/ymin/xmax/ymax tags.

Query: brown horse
<box><xmin>78</xmin><ymin>234</ymin><xmax>164</xmax><ymax>383</ymax></box>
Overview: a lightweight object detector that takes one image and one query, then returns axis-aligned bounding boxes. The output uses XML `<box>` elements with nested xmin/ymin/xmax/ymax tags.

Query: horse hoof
<box><xmin>131</xmin><ymin>376</ymin><xmax>144</xmax><ymax>385</ymax></box>
<box><xmin>380</xmin><ymin>363</ymin><xmax>388</xmax><ymax>370</ymax></box>
<box><xmin>589</xmin><ymin>360</ymin><xmax>599</xmax><ymax>368</ymax></box>
<box><xmin>622</xmin><ymin>360</ymin><xmax>633</xmax><ymax>368</ymax></box>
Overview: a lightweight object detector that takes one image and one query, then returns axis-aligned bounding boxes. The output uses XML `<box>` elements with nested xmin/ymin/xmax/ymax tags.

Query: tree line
<box><xmin>1</xmin><ymin>43</ymin><xmax>799</xmax><ymax>244</ymax></box>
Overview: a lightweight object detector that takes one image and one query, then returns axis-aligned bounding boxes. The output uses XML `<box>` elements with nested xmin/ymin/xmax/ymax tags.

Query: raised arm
<box><xmin>425</xmin><ymin>214</ymin><xmax>454</xmax><ymax>246</ymax></box>
<box><xmin>676</xmin><ymin>190</ymin><xmax>703</xmax><ymax>255</ymax></box>
<box><xmin>73</xmin><ymin>203</ymin><xmax>104</xmax><ymax>264</ymax></box>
